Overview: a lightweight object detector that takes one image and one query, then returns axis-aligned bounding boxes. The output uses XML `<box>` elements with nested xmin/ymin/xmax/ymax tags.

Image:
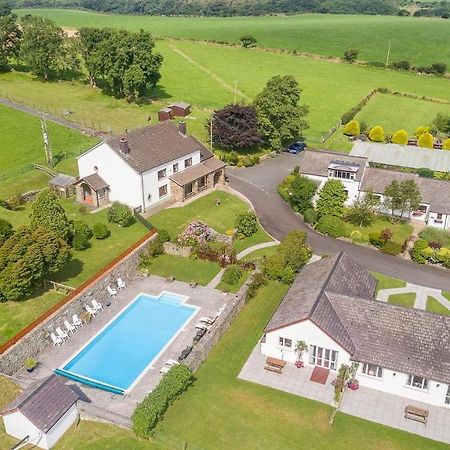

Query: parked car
<box><xmin>287</xmin><ymin>141</ymin><xmax>306</xmax><ymax>154</ymax></box>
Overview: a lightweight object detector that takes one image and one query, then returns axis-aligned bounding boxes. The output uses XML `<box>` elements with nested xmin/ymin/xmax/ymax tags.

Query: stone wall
<box><xmin>0</xmin><ymin>234</ymin><xmax>157</xmax><ymax>375</ymax></box>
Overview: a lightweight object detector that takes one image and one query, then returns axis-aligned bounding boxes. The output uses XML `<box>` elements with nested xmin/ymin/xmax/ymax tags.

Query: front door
<box><xmin>82</xmin><ymin>184</ymin><xmax>94</xmax><ymax>206</ymax></box>
<box><xmin>309</xmin><ymin>345</ymin><xmax>338</xmax><ymax>370</ymax></box>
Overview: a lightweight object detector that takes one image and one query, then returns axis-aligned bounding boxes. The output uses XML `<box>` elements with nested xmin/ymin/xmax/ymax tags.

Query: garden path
<box><xmin>207</xmin><ymin>268</ymin><xmax>225</xmax><ymax>289</ymax></box>
<box><xmin>236</xmin><ymin>240</ymin><xmax>279</xmax><ymax>260</ymax></box>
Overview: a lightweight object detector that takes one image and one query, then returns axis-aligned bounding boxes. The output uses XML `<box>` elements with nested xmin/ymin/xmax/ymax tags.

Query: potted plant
<box><xmin>295</xmin><ymin>340</ymin><xmax>308</xmax><ymax>368</ymax></box>
<box><xmin>25</xmin><ymin>358</ymin><xmax>38</xmax><ymax>373</ymax></box>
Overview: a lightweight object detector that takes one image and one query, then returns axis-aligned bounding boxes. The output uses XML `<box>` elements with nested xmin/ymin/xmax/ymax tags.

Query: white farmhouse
<box><xmin>1</xmin><ymin>375</ymin><xmax>79</xmax><ymax>449</ymax></box>
<box><xmin>75</xmin><ymin>121</ymin><xmax>225</xmax><ymax>211</ymax></box>
<box><xmin>261</xmin><ymin>252</ymin><xmax>450</xmax><ymax>407</ymax></box>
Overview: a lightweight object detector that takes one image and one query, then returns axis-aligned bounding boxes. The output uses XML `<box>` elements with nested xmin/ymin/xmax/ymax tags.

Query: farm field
<box><xmin>14</xmin><ymin>9</ymin><xmax>450</xmax><ymax>67</ymax></box>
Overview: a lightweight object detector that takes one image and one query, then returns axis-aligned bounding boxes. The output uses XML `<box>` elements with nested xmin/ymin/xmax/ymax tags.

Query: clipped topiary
<box><xmin>414</xmin><ymin>126</ymin><xmax>429</xmax><ymax>138</ymax></box>
<box><xmin>381</xmin><ymin>241</ymin><xmax>403</xmax><ymax>256</ymax></box>
<box><xmin>369</xmin><ymin>125</ymin><xmax>385</xmax><ymax>142</ymax></box>
<box><xmin>442</xmin><ymin>138</ymin><xmax>450</xmax><ymax>150</ymax></box>
<box><xmin>391</xmin><ymin>129</ymin><xmax>408</xmax><ymax>145</ymax></box>
<box><xmin>418</xmin><ymin>132</ymin><xmax>434</xmax><ymax>148</ymax></box>
<box><xmin>315</xmin><ymin>215</ymin><xmax>345</xmax><ymax>238</ymax></box>
<box><xmin>343</xmin><ymin>120</ymin><xmax>360</xmax><ymax>136</ymax></box>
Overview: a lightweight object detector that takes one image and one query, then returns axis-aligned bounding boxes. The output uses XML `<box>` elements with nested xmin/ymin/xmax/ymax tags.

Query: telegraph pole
<box><xmin>385</xmin><ymin>40</ymin><xmax>392</xmax><ymax>67</ymax></box>
<box><xmin>40</xmin><ymin>115</ymin><xmax>54</xmax><ymax>167</ymax></box>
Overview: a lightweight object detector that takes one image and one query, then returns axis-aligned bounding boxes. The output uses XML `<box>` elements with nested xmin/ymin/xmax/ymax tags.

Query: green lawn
<box><xmin>444</xmin><ymin>292</ymin><xmax>450</xmax><ymax>302</ymax></box>
<box><xmin>242</xmin><ymin>244</ymin><xmax>280</xmax><ymax>261</ymax></box>
<box><xmin>145</xmin><ymin>254</ymin><xmax>221</xmax><ymax>286</ymax></box>
<box><xmin>150</xmin><ymin>190</ymin><xmax>273</xmax><ymax>252</ymax></box>
<box><xmin>372</xmin><ymin>272</ymin><xmax>407</xmax><ymax>293</ymax></box>
<box><xmin>387</xmin><ymin>293</ymin><xmax>416</xmax><ymax>308</ymax></box>
<box><xmin>426</xmin><ymin>296</ymin><xmax>450</xmax><ymax>316</ymax></box>
<box><xmin>216</xmin><ymin>269</ymin><xmax>251</xmax><ymax>293</ymax></box>
<box><xmin>0</xmin><ymin>199</ymin><xmax>148</xmax><ymax>345</ymax></box>
<box><xmin>0</xmin><ymin>377</ymin><xmax>23</xmax><ymax>450</ymax></box>
<box><xmin>15</xmin><ymin>10</ymin><xmax>450</xmax><ymax>67</ymax></box>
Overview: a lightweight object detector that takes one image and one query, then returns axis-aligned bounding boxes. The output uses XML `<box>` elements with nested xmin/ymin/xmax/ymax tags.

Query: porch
<box><xmin>75</xmin><ymin>173</ymin><xmax>110</xmax><ymax>209</ymax></box>
<box><xmin>239</xmin><ymin>346</ymin><xmax>450</xmax><ymax>445</ymax></box>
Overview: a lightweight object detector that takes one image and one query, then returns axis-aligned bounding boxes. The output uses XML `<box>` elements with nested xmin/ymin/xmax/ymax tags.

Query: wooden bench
<box><xmin>264</xmin><ymin>357</ymin><xmax>286</xmax><ymax>374</ymax></box>
<box><xmin>404</xmin><ymin>405</ymin><xmax>429</xmax><ymax>425</ymax></box>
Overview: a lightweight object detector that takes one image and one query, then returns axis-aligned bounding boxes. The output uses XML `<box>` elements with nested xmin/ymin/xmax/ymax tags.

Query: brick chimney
<box><xmin>178</xmin><ymin>121</ymin><xmax>187</xmax><ymax>136</ymax></box>
<box><xmin>119</xmin><ymin>137</ymin><xmax>130</xmax><ymax>154</ymax></box>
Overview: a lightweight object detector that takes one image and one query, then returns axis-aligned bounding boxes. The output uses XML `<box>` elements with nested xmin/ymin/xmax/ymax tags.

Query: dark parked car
<box><xmin>287</xmin><ymin>141</ymin><xmax>306</xmax><ymax>154</ymax></box>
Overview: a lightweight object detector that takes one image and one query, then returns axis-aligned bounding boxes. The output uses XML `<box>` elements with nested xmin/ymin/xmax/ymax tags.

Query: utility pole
<box><xmin>40</xmin><ymin>115</ymin><xmax>54</xmax><ymax>167</ymax></box>
<box><xmin>385</xmin><ymin>40</ymin><xmax>391</xmax><ymax>68</ymax></box>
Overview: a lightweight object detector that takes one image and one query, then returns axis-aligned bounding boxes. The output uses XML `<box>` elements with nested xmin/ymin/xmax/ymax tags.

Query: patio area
<box><xmin>239</xmin><ymin>346</ymin><xmax>450</xmax><ymax>445</ymax></box>
<box><xmin>13</xmin><ymin>275</ymin><xmax>231</xmax><ymax>419</ymax></box>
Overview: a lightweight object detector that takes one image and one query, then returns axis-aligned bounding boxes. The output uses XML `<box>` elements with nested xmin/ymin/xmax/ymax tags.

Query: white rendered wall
<box><xmin>3</xmin><ymin>412</ymin><xmax>45</xmax><ymax>448</ymax></box>
<box><xmin>428</xmin><ymin>211</ymin><xmax>449</xmax><ymax>230</ymax></box>
<box><xmin>45</xmin><ymin>404</ymin><xmax>78</xmax><ymax>448</ymax></box>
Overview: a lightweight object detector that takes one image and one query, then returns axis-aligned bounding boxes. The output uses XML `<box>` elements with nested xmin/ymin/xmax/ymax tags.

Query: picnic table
<box><xmin>264</xmin><ymin>357</ymin><xmax>286</xmax><ymax>374</ymax></box>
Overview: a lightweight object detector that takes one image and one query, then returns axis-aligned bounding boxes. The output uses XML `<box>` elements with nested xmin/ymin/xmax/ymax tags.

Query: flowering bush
<box><xmin>176</xmin><ymin>221</ymin><xmax>213</xmax><ymax>247</ymax></box>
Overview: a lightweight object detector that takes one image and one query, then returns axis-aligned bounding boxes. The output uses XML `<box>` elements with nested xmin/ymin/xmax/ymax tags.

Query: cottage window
<box><xmin>159</xmin><ymin>185</ymin><xmax>168</xmax><ymax>198</ymax></box>
<box><xmin>362</xmin><ymin>363</ymin><xmax>383</xmax><ymax>378</ymax></box>
<box><xmin>406</xmin><ymin>374</ymin><xmax>429</xmax><ymax>390</ymax></box>
<box><xmin>445</xmin><ymin>386</ymin><xmax>450</xmax><ymax>405</ymax></box>
<box><xmin>331</xmin><ymin>170</ymin><xmax>355</xmax><ymax>181</ymax></box>
<box><xmin>278</xmin><ymin>337</ymin><xmax>292</xmax><ymax>348</ymax></box>
<box><xmin>435</xmin><ymin>213</ymin><xmax>443</xmax><ymax>223</ymax></box>
<box><xmin>309</xmin><ymin>345</ymin><xmax>338</xmax><ymax>370</ymax></box>
<box><xmin>185</xmin><ymin>157</ymin><xmax>193</xmax><ymax>168</ymax></box>
<box><xmin>173</xmin><ymin>163</ymin><xmax>179</xmax><ymax>173</ymax></box>
<box><xmin>158</xmin><ymin>169</ymin><xmax>167</xmax><ymax>180</ymax></box>
<box><xmin>418</xmin><ymin>204</ymin><xmax>428</xmax><ymax>214</ymax></box>
<box><xmin>199</xmin><ymin>176</ymin><xmax>207</xmax><ymax>189</ymax></box>
<box><xmin>185</xmin><ymin>182</ymin><xmax>193</xmax><ymax>196</ymax></box>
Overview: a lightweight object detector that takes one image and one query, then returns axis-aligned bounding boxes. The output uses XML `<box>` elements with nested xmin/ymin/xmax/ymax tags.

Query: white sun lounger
<box><xmin>72</xmin><ymin>314</ymin><xmax>83</xmax><ymax>328</ymax></box>
<box><xmin>166</xmin><ymin>359</ymin><xmax>179</xmax><ymax>366</ymax></box>
<box><xmin>199</xmin><ymin>314</ymin><xmax>218</xmax><ymax>325</ymax></box>
<box><xmin>56</xmin><ymin>327</ymin><xmax>69</xmax><ymax>341</ymax></box>
<box><xmin>85</xmin><ymin>304</ymin><xmax>97</xmax><ymax>316</ymax></box>
<box><xmin>107</xmin><ymin>286</ymin><xmax>117</xmax><ymax>297</ymax></box>
<box><xmin>117</xmin><ymin>278</ymin><xmax>126</xmax><ymax>290</ymax></box>
<box><xmin>64</xmin><ymin>320</ymin><xmax>76</xmax><ymax>334</ymax></box>
<box><xmin>92</xmin><ymin>299</ymin><xmax>103</xmax><ymax>311</ymax></box>
<box><xmin>51</xmin><ymin>333</ymin><xmax>63</xmax><ymax>346</ymax></box>
<box><xmin>195</xmin><ymin>322</ymin><xmax>209</xmax><ymax>331</ymax></box>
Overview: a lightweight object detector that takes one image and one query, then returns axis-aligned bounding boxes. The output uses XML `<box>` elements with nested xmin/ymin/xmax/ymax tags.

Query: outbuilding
<box><xmin>49</xmin><ymin>173</ymin><xmax>77</xmax><ymax>198</ymax></box>
<box><xmin>1</xmin><ymin>375</ymin><xmax>79</xmax><ymax>449</ymax></box>
<box><xmin>168</xmin><ymin>102</ymin><xmax>191</xmax><ymax>117</ymax></box>
<box><xmin>158</xmin><ymin>107</ymin><xmax>174</xmax><ymax>122</ymax></box>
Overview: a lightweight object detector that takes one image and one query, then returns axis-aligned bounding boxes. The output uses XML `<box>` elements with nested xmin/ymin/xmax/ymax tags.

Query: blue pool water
<box><xmin>55</xmin><ymin>292</ymin><xmax>196</xmax><ymax>394</ymax></box>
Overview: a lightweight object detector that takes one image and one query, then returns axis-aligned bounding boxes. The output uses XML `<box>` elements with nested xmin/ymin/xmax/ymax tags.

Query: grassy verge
<box><xmin>387</xmin><ymin>293</ymin><xmax>416</xmax><ymax>308</ymax></box>
<box><xmin>242</xmin><ymin>244</ymin><xmax>280</xmax><ymax>261</ymax></box>
<box><xmin>444</xmin><ymin>292</ymin><xmax>450</xmax><ymax>302</ymax></box>
<box><xmin>145</xmin><ymin>254</ymin><xmax>221</xmax><ymax>286</ymax></box>
<box><xmin>426</xmin><ymin>296</ymin><xmax>450</xmax><ymax>316</ymax></box>
<box><xmin>372</xmin><ymin>272</ymin><xmax>407</xmax><ymax>293</ymax></box>
<box><xmin>216</xmin><ymin>270</ymin><xmax>251</xmax><ymax>293</ymax></box>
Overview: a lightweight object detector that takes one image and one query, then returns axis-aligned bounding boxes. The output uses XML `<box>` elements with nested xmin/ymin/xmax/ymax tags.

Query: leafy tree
<box><xmin>278</xmin><ymin>230</ymin><xmax>311</xmax><ymax>272</ymax></box>
<box><xmin>235</xmin><ymin>211</ymin><xmax>258</xmax><ymax>237</ymax></box>
<box><xmin>389</xmin><ymin>60</ymin><xmax>410</xmax><ymax>71</ymax></box>
<box><xmin>253</xmin><ymin>75</ymin><xmax>309</xmax><ymax>150</ymax></box>
<box><xmin>290</xmin><ymin>175</ymin><xmax>317</xmax><ymax>214</ymax></box>
<box><xmin>30</xmin><ymin>189</ymin><xmax>72</xmax><ymax>242</ymax></box>
<box><xmin>369</xmin><ymin>125</ymin><xmax>385</xmax><ymax>142</ymax></box>
<box><xmin>0</xmin><ymin>218</ymin><xmax>12</xmax><ymax>245</ymax></box>
<box><xmin>0</xmin><ymin>14</ymin><xmax>21</xmax><ymax>72</ymax></box>
<box><xmin>19</xmin><ymin>16</ymin><xmax>64</xmax><ymax>79</ymax></box>
<box><xmin>343</xmin><ymin>48</ymin><xmax>359</xmax><ymax>62</ymax></box>
<box><xmin>32</xmin><ymin>227</ymin><xmax>70</xmax><ymax>274</ymax></box>
<box><xmin>418</xmin><ymin>132</ymin><xmax>434</xmax><ymax>148</ymax></box>
<box><xmin>0</xmin><ymin>1</ymin><xmax>11</xmax><ymax>16</ymax></box>
<box><xmin>432</xmin><ymin>113</ymin><xmax>450</xmax><ymax>134</ymax></box>
<box><xmin>383</xmin><ymin>179</ymin><xmax>422</xmax><ymax>221</ymax></box>
<box><xmin>343</xmin><ymin>120</ymin><xmax>360</xmax><ymax>136</ymax></box>
<box><xmin>315</xmin><ymin>215</ymin><xmax>346</xmax><ymax>238</ymax></box>
<box><xmin>72</xmin><ymin>220</ymin><xmax>92</xmax><ymax>241</ymax></box>
<box><xmin>209</xmin><ymin>104</ymin><xmax>263</xmax><ymax>150</ymax></box>
<box><xmin>346</xmin><ymin>190</ymin><xmax>380</xmax><ymax>227</ymax></box>
<box><xmin>316</xmin><ymin>179</ymin><xmax>347</xmax><ymax>218</ymax></box>
<box><xmin>240</xmin><ymin>35</ymin><xmax>257</xmax><ymax>48</ymax></box>
<box><xmin>391</xmin><ymin>129</ymin><xmax>408</xmax><ymax>145</ymax></box>
<box><xmin>431</xmin><ymin>62</ymin><xmax>447</xmax><ymax>75</ymax></box>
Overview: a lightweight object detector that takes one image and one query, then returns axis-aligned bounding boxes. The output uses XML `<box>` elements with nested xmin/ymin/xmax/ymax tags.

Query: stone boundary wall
<box><xmin>0</xmin><ymin>233</ymin><xmax>158</xmax><ymax>375</ymax></box>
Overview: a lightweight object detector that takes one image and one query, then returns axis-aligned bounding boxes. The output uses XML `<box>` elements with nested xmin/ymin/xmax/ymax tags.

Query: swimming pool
<box><xmin>55</xmin><ymin>292</ymin><xmax>197</xmax><ymax>395</ymax></box>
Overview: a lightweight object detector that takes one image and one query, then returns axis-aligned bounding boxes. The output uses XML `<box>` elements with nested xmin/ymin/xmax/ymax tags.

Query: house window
<box><xmin>184</xmin><ymin>157</ymin><xmax>192</xmax><ymax>168</ymax></box>
<box><xmin>173</xmin><ymin>163</ymin><xmax>179</xmax><ymax>173</ymax></box>
<box><xmin>159</xmin><ymin>185</ymin><xmax>168</xmax><ymax>198</ymax></box>
<box><xmin>309</xmin><ymin>345</ymin><xmax>338</xmax><ymax>370</ymax></box>
<box><xmin>98</xmin><ymin>188</ymin><xmax>107</xmax><ymax>199</ymax></box>
<box><xmin>331</xmin><ymin>170</ymin><xmax>355</xmax><ymax>180</ymax></box>
<box><xmin>198</xmin><ymin>176</ymin><xmax>207</xmax><ymax>190</ymax></box>
<box><xmin>406</xmin><ymin>374</ymin><xmax>429</xmax><ymax>390</ymax></box>
<box><xmin>185</xmin><ymin>182</ymin><xmax>193</xmax><ymax>196</ymax></box>
<box><xmin>445</xmin><ymin>386</ymin><xmax>450</xmax><ymax>405</ymax></box>
<box><xmin>418</xmin><ymin>204</ymin><xmax>428</xmax><ymax>214</ymax></box>
<box><xmin>435</xmin><ymin>213</ymin><xmax>444</xmax><ymax>223</ymax></box>
<box><xmin>158</xmin><ymin>169</ymin><xmax>166</xmax><ymax>180</ymax></box>
<box><xmin>362</xmin><ymin>363</ymin><xmax>383</xmax><ymax>378</ymax></box>
<box><xmin>278</xmin><ymin>337</ymin><xmax>292</xmax><ymax>348</ymax></box>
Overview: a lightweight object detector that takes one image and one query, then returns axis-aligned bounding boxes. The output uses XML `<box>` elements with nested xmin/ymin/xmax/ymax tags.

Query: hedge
<box><xmin>132</xmin><ymin>364</ymin><xmax>194</xmax><ymax>439</ymax></box>
<box><xmin>315</xmin><ymin>215</ymin><xmax>345</xmax><ymax>238</ymax></box>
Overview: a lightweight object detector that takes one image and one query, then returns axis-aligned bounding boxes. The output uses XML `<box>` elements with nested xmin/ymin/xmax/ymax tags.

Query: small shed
<box><xmin>49</xmin><ymin>173</ymin><xmax>77</xmax><ymax>198</ymax></box>
<box><xmin>168</xmin><ymin>102</ymin><xmax>192</xmax><ymax>117</ymax></box>
<box><xmin>158</xmin><ymin>107</ymin><xmax>174</xmax><ymax>122</ymax></box>
<box><xmin>1</xmin><ymin>375</ymin><xmax>79</xmax><ymax>449</ymax></box>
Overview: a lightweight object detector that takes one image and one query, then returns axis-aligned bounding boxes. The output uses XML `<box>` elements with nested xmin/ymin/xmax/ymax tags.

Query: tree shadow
<box><xmin>51</xmin><ymin>258</ymin><xmax>84</xmax><ymax>284</ymax></box>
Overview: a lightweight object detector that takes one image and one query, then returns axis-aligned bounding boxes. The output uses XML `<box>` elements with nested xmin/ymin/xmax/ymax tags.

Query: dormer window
<box><xmin>328</xmin><ymin>161</ymin><xmax>359</xmax><ymax>181</ymax></box>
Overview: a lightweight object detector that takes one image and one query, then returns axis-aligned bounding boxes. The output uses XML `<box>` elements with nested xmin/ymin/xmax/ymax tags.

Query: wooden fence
<box><xmin>0</xmin><ymin>229</ymin><xmax>157</xmax><ymax>356</ymax></box>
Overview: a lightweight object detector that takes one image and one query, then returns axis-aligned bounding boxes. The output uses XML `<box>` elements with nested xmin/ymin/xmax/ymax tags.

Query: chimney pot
<box><xmin>119</xmin><ymin>137</ymin><xmax>130</xmax><ymax>154</ymax></box>
<box><xmin>178</xmin><ymin>121</ymin><xmax>187</xmax><ymax>136</ymax></box>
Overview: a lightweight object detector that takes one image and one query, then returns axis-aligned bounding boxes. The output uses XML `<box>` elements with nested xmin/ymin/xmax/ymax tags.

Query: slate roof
<box><xmin>265</xmin><ymin>252</ymin><xmax>450</xmax><ymax>384</ymax></box>
<box><xmin>76</xmin><ymin>173</ymin><xmax>109</xmax><ymax>191</ymax></box>
<box><xmin>105</xmin><ymin>122</ymin><xmax>208</xmax><ymax>174</ymax></box>
<box><xmin>49</xmin><ymin>173</ymin><xmax>76</xmax><ymax>187</ymax></box>
<box><xmin>169</xmin><ymin>102</ymin><xmax>191</xmax><ymax>109</ymax></box>
<box><xmin>297</xmin><ymin>150</ymin><xmax>368</xmax><ymax>181</ymax></box>
<box><xmin>170</xmin><ymin>158</ymin><xmax>225</xmax><ymax>186</ymax></box>
<box><xmin>360</xmin><ymin>167</ymin><xmax>418</xmax><ymax>193</ymax></box>
<box><xmin>1</xmin><ymin>375</ymin><xmax>79</xmax><ymax>433</ymax></box>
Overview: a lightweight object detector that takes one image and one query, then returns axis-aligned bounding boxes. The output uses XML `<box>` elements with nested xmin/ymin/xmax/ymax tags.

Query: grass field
<box><xmin>372</xmin><ymin>272</ymin><xmax>407</xmax><ymax>293</ymax></box>
<box><xmin>388</xmin><ymin>293</ymin><xmax>417</xmax><ymax>308</ymax></box>
<box><xmin>14</xmin><ymin>10</ymin><xmax>450</xmax><ymax>67</ymax></box>
<box><xmin>426</xmin><ymin>296</ymin><xmax>450</xmax><ymax>316</ymax></box>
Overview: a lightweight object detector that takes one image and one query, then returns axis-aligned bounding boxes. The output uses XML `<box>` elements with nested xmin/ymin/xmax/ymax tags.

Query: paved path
<box><xmin>236</xmin><ymin>240</ymin><xmax>279</xmax><ymax>260</ymax></box>
<box><xmin>377</xmin><ymin>284</ymin><xmax>450</xmax><ymax>310</ymax></box>
<box><xmin>207</xmin><ymin>268</ymin><xmax>225</xmax><ymax>289</ymax></box>
<box><xmin>227</xmin><ymin>153</ymin><xmax>450</xmax><ymax>291</ymax></box>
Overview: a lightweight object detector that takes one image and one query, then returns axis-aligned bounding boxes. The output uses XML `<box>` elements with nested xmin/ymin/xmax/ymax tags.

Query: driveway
<box><xmin>227</xmin><ymin>153</ymin><xmax>450</xmax><ymax>291</ymax></box>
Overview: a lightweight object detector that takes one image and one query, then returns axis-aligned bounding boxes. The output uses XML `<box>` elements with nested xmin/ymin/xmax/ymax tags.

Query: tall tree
<box><xmin>0</xmin><ymin>14</ymin><xmax>21</xmax><ymax>72</ymax></box>
<box><xmin>19</xmin><ymin>16</ymin><xmax>64</xmax><ymax>79</ymax></box>
<box><xmin>347</xmin><ymin>189</ymin><xmax>380</xmax><ymax>227</ymax></box>
<box><xmin>316</xmin><ymin>179</ymin><xmax>347</xmax><ymax>218</ymax></box>
<box><xmin>208</xmin><ymin>104</ymin><xmax>263</xmax><ymax>150</ymax></box>
<box><xmin>0</xmin><ymin>0</ymin><xmax>11</xmax><ymax>17</ymax></box>
<box><xmin>290</xmin><ymin>175</ymin><xmax>317</xmax><ymax>214</ymax></box>
<box><xmin>383</xmin><ymin>179</ymin><xmax>422</xmax><ymax>221</ymax></box>
<box><xmin>253</xmin><ymin>75</ymin><xmax>309</xmax><ymax>150</ymax></box>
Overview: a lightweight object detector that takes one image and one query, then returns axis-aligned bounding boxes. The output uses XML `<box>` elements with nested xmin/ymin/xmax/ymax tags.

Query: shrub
<box><xmin>72</xmin><ymin>220</ymin><xmax>92</xmax><ymax>241</ymax></box>
<box><xmin>380</xmin><ymin>228</ymin><xmax>393</xmax><ymax>243</ymax></box>
<box><xmin>431</xmin><ymin>62</ymin><xmax>447</xmax><ymax>75</ymax></box>
<box><xmin>0</xmin><ymin>219</ymin><xmax>13</xmax><ymax>245</ymax></box>
<box><xmin>177</xmin><ymin>221</ymin><xmax>212</xmax><ymax>247</ymax></box>
<box><xmin>418</xmin><ymin>132</ymin><xmax>434</xmax><ymax>148</ymax></box>
<box><xmin>381</xmin><ymin>241</ymin><xmax>403</xmax><ymax>255</ymax></box>
<box><xmin>72</xmin><ymin>233</ymin><xmax>90</xmax><ymax>251</ymax></box>
<box><xmin>316</xmin><ymin>180</ymin><xmax>347</xmax><ymax>218</ymax></box>
<box><xmin>390</xmin><ymin>60</ymin><xmax>411</xmax><ymax>71</ymax></box>
<box><xmin>0</xmin><ymin>199</ymin><xmax>12</xmax><ymax>210</ymax></box>
<box><xmin>369</xmin><ymin>126</ymin><xmax>385</xmax><ymax>142</ymax></box>
<box><xmin>341</xmin><ymin>109</ymin><xmax>357</xmax><ymax>125</ymax></box>
<box><xmin>251</xmin><ymin>155</ymin><xmax>260</xmax><ymax>165</ymax></box>
<box><xmin>436</xmin><ymin>248</ymin><xmax>450</xmax><ymax>264</ymax></box>
<box><xmin>290</xmin><ymin>175</ymin><xmax>317</xmax><ymax>214</ymax></box>
<box><xmin>420</xmin><ymin>246</ymin><xmax>434</xmax><ymax>259</ymax></box>
<box><xmin>246</xmin><ymin>273</ymin><xmax>267</xmax><ymax>301</ymax></box>
<box><xmin>369</xmin><ymin>232</ymin><xmax>384</xmax><ymax>248</ymax></box>
<box><xmin>107</xmin><ymin>202</ymin><xmax>133</xmax><ymax>226</ymax></box>
<box><xmin>443</xmin><ymin>139</ymin><xmax>450</xmax><ymax>150</ymax></box>
<box><xmin>315</xmin><ymin>215</ymin><xmax>345</xmax><ymax>238</ymax></box>
<box><xmin>343</xmin><ymin>120</ymin><xmax>360</xmax><ymax>136</ymax></box>
<box><xmin>411</xmin><ymin>238</ymin><xmax>429</xmax><ymax>264</ymax></box>
<box><xmin>224</xmin><ymin>151</ymin><xmax>239</xmax><ymax>166</ymax></box>
<box><xmin>359</xmin><ymin>121</ymin><xmax>368</xmax><ymax>133</ymax></box>
<box><xmin>343</xmin><ymin>48</ymin><xmax>359</xmax><ymax>62</ymax></box>
<box><xmin>391</xmin><ymin>129</ymin><xmax>408</xmax><ymax>145</ymax></box>
<box><xmin>78</xmin><ymin>205</ymin><xmax>89</xmax><ymax>215</ymax></box>
<box><xmin>418</xmin><ymin>227</ymin><xmax>450</xmax><ymax>247</ymax></box>
<box><xmin>414</xmin><ymin>126</ymin><xmax>428</xmax><ymax>138</ymax></box>
<box><xmin>132</xmin><ymin>365</ymin><xmax>194</xmax><ymax>438</ymax></box>
<box><xmin>350</xmin><ymin>230</ymin><xmax>364</xmax><ymax>243</ymax></box>
<box><xmin>221</xmin><ymin>265</ymin><xmax>243</xmax><ymax>285</ymax></box>
<box><xmin>303</xmin><ymin>208</ymin><xmax>318</xmax><ymax>225</ymax></box>
<box><xmin>242</xmin><ymin>156</ymin><xmax>254</xmax><ymax>167</ymax></box>
<box><xmin>235</xmin><ymin>211</ymin><xmax>258</xmax><ymax>237</ymax></box>
<box><xmin>157</xmin><ymin>229</ymin><xmax>171</xmax><ymax>243</ymax></box>
<box><xmin>7</xmin><ymin>195</ymin><xmax>24</xmax><ymax>210</ymax></box>
<box><xmin>92</xmin><ymin>222</ymin><xmax>110</xmax><ymax>239</ymax></box>
<box><xmin>417</xmin><ymin>168</ymin><xmax>434</xmax><ymax>178</ymax></box>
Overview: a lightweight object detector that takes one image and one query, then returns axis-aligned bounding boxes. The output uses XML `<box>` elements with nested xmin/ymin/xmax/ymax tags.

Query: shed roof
<box><xmin>170</xmin><ymin>158</ymin><xmax>225</xmax><ymax>186</ymax></box>
<box><xmin>1</xmin><ymin>375</ymin><xmax>79</xmax><ymax>433</ymax></box>
<box><xmin>76</xmin><ymin>173</ymin><xmax>109</xmax><ymax>191</ymax></box>
<box><xmin>168</xmin><ymin>102</ymin><xmax>191</xmax><ymax>109</ymax></box>
<box><xmin>49</xmin><ymin>173</ymin><xmax>77</xmax><ymax>187</ymax></box>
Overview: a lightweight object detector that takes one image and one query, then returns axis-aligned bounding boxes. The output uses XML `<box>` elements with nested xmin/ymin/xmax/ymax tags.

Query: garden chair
<box><xmin>85</xmin><ymin>304</ymin><xmax>97</xmax><ymax>316</ymax></box>
<box><xmin>51</xmin><ymin>333</ymin><xmax>63</xmax><ymax>347</ymax></box>
<box><xmin>72</xmin><ymin>314</ymin><xmax>83</xmax><ymax>328</ymax></box>
<box><xmin>92</xmin><ymin>299</ymin><xmax>103</xmax><ymax>311</ymax></box>
<box><xmin>107</xmin><ymin>285</ymin><xmax>117</xmax><ymax>297</ymax></box>
<box><xmin>117</xmin><ymin>278</ymin><xmax>126</xmax><ymax>290</ymax></box>
<box><xmin>56</xmin><ymin>327</ymin><xmax>69</xmax><ymax>341</ymax></box>
<box><xmin>64</xmin><ymin>320</ymin><xmax>76</xmax><ymax>335</ymax></box>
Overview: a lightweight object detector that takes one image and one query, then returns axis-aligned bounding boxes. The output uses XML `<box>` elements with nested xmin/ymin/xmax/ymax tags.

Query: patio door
<box><xmin>309</xmin><ymin>345</ymin><xmax>338</xmax><ymax>370</ymax></box>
